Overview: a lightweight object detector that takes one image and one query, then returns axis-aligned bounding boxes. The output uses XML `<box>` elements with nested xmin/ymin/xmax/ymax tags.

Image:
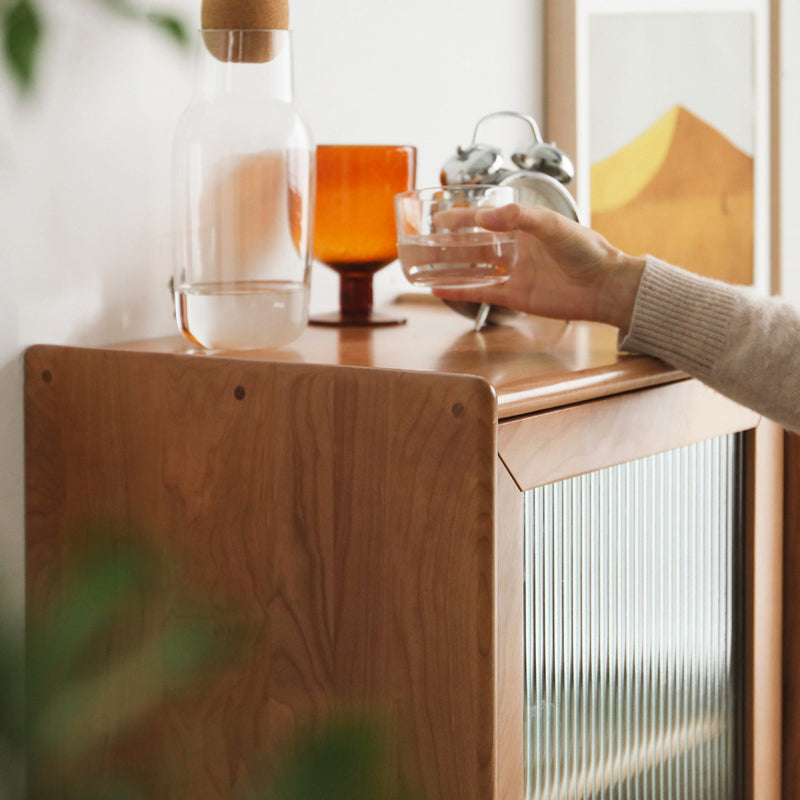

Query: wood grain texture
<box><xmin>743</xmin><ymin>420</ymin><xmax>784</xmax><ymax>800</ymax></box>
<box><xmin>782</xmin><ymin>431</ymin><xmax>800</xmax><ymax>800</ymax></box>
<box><xmin>544</xmin><ymin>0</ymin><xmax>577</xmax><ymax>193</ymax></box>
<box><xmin>111</xmin><ymin>297</ymin><xmax>685</xmax><ymax>421</ymax></box>
<box><xmin>494</xmin><ymin>459</ymin><xmax>524</xmax><ymax>800</ymax></box>
<box><xmin>25</xmin><ymin>345</ymin><xmax>498</xmax><ymax>800</ymax></box>
<box><xmin>497</xmin><ymin>378</ymin><xmax>760</xmax><ymax>491</ymax></box>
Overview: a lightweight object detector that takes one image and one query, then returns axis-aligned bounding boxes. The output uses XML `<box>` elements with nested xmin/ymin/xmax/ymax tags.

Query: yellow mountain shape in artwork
<box><xmin>590</xmin><ymin>105</ymin><xmax>754</xmax><ymax>284</ymax></box>
<box><xmin>591</xmin><ymin>106</ymin><xmax>679</xmax><ymax>214</ymax></box>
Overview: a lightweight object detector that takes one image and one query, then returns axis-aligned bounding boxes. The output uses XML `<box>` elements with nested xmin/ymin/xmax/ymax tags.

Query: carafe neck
<box><xmin>194</xmin><ymin>29</ymin><xmax>294</xmax><ymax>102</ymax></box>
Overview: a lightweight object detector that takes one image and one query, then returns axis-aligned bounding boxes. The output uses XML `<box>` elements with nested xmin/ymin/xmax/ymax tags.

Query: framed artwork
<box><xmin>545</xmin><ymin>0</ymin><xmax>774</xmax><ymax>292</ymax></box>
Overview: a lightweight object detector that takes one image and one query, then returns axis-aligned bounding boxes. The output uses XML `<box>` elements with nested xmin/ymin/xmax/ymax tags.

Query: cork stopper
<box><xmin>201</xmin><ymin>0</ymin><xmax>289</xmax><ymax>62</ymax></box>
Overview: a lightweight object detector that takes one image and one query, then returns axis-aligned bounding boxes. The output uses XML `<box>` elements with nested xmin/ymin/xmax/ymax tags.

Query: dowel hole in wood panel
<box><xmin>234</xmin><ymin>385</ymin><xmax>246</xmax><ymax>400</ymax></box>
<box><xmin>41</xmin><ymin>370</ymin><xmax>52</xmax><ymax>383</ymax></box>
<box><xmin>451</xmin><ymin>402</ymin><xmax>465</xmax><ymax>419</ymax></box>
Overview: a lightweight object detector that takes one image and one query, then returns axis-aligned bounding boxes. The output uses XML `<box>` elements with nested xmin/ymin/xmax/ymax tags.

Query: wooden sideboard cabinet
<box><xmin>24</xmin><ymin>298</ymin><xmax>783</xmax><ymax>800</ymax></box>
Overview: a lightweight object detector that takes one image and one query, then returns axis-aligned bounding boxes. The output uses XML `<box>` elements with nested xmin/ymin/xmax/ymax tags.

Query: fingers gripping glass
<box><xmin>394</xmin><ymin>185</ymin><xmax>518</xmax><ymax>289</ymax></box>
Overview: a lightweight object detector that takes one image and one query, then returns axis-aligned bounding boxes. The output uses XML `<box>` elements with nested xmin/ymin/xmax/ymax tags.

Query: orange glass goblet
<box><xmin>311</xmin><ymin>144</ymin><xmax>417</xmax><ymax>326</ymax></box>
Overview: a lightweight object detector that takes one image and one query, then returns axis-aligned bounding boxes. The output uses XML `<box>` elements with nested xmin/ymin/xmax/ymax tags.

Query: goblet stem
<box><xmin>340</xmin><ymin>272</ymin><xmax>373</xmax><ymax>317</ymax></box>
<box><xmin>309</xmin><ymin>265</ymin><xmax>406</xmax><ymax>327</ymax></box>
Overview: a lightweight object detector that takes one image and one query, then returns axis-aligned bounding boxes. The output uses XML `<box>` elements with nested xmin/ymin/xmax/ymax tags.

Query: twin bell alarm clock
<box><xmin>439</xmin><ymin>110</ymin><xmax>583</xmax><ymax>328</ymax></box>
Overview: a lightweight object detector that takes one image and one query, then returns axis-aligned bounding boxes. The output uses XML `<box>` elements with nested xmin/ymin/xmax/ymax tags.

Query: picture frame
<box><xmin>545</xmin><ymin>0</ymin><xmax>777</xmax><ymax>293</ymax></box>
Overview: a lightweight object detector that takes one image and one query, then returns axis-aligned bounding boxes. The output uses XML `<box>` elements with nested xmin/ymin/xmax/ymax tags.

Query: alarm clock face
<box><xmin>498</xmin><ymin>171</ymin><xmax>583</xmax><ymax>223</ymax></box>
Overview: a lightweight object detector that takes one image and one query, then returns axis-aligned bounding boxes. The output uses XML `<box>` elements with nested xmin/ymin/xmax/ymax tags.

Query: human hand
<box><xmin>431</xmin><ymin>203</ymin><xmax>645</xmax><ymax>331</ymax></box>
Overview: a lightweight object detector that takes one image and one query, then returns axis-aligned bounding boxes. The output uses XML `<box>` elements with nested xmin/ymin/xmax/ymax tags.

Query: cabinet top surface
<box><xmin>112</xmin><ymin>296</ymin><xmax>684</xmax><ymax>419</ymax></box>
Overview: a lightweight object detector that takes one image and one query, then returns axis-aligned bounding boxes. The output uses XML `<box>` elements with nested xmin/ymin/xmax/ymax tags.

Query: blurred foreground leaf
<box><xmin>145</xmin><ymin>12</ymin><xmax>188</xmax><ymax>47</ymax></box>
<box><xmin>0</xmin><ymin>619</ymin><xmax>24</xmax><ymax>799</ymax></box>
<box><xmin>2</xmin><ymin>0</ymin><xmax>43</xmax><ymax>93</ymax></box>
<box><xmin>0</xmin><ymin>624</ymin><xmax>23</xmax><ymax>748</ymax></box>
<box><xmin>26</xmin><ymin>534</ymin><xmax>231</xmax><ymax>799</ymax></box>
<box><xmin>1</xmin><ymin>0</ymin><xmax>187</xmax><ymax>97</ymax></box>
<box><xmin>268</xmin><ymin>718</ymin><xmax>416</xmax><ymax>800</ymax></box>
<box><xmin>28</xmin><ymin>543</ymin><xmax>155</xmax><ymax>695</ymax></box>
<box><xmin>12</xmin><ymin>532</ymin><xmax>415</xmax><ymax>800</ymax></box>
<box><xmin>33</xmin><ymin>619</ymin><xmax>216</xmax><ymax>760</ymax></box>
<box><xmin>96</xmin><ymin>0</ymin><xmax>139</xmax><ymax>20</ymax></box>
<box><xmin>96</xmin><ymin>0</ymin><xmax>189</xmax><ymax>47</ymax></box>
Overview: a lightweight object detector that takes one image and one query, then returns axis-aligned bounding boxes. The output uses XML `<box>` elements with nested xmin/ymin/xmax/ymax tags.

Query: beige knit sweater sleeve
<box><xmin>618</xmin><ymin>255</ymin><xmax>800</xmax><ymax>434</ymax></box>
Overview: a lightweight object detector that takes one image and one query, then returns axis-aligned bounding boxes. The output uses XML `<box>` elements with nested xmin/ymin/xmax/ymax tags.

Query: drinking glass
<box><xmin>394</xmin><ymin>184</ymin><xmax>518</xmax><ymax>289</ymax></box>
<box><xmin>311</xmin><ymin>144</ymin><xmax>416</xmax><ymax>326</ymax></box>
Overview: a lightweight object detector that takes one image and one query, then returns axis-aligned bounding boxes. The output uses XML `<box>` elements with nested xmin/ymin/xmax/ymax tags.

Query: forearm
<box><xmin>619</xmin><ymin>256</ymin><xmax>800</xmax><ymax>434</ymax></box>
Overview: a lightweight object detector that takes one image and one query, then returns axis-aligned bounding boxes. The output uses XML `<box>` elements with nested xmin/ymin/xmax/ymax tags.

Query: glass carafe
<box><xmin>172</xmin><ymin>29</ymin><xmax>314</xmax><ymax>350</ymax></box>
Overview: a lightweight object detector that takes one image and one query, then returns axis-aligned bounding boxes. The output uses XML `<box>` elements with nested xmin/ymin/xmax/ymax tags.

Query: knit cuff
<box><xmin>618</xmin><ymin>255</ymin><xmax>738</xmax><ymax>376</ymax></box>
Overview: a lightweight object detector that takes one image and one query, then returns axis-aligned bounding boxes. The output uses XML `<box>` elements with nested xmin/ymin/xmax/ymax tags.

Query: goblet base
<box><xmin>309</xmin><ymin>309</ymin><xmax>407</xmax><ymax>327</ymax></box>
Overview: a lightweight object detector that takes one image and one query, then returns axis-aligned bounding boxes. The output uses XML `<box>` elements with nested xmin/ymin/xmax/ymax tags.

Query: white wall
<box><xmin>290</xmin><ymin>0</ymin><xmax>542</xmax><ymax>310</ymax></box>
<box><xmin>0</xmin><ymin>0</ymin><xmax>542</xmax><ymax>614</ymax></box>
<box><xmin>1</xmin><ymin>0</ymin><xmax>797</xmax><ymax>618</ymax></box>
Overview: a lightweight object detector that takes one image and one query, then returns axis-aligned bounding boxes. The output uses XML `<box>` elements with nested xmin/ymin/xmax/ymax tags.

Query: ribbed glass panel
<box><xmin>523</xmin><ymin>434</ymin><xmax>743</xmax><ymax>800</ymax></box>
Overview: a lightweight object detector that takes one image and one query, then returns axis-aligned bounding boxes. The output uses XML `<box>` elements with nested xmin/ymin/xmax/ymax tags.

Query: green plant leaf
<box><xmin>269</xmin><ymin>722</ymin><xmax>383</xmax><ymax>800</ymax></box>
<box><xmin>32</xmin><ymin>619</ymin><xmax>218</xmax><ymax>759</ymax></box>
<box><xmin>0</xmin><ymin>625</ymin><xmax>24</xmax><ymax>749</ymax></box>
<box><xmin>95</xmin><ymin>0</ymin><xmax>140</xmax><ymax>21</ymax></box>
<box><xmin>145</xmin><ymin>12</ymin><xmax>189</xmax><ymax>48</ymax></box>
<box><xmin>94</xmin><ymin>0</ymin><xmax>188</xmax><ymax>48</ymax></box>
<box><xmin>2</xmin><ymin>0</ymin><xmax>43</xmax><ymax>94</ymax></box>
<box><xmin>28</xmin><ymin>542</ymin><xmax>157</xmax><ymax>697</ymax></box>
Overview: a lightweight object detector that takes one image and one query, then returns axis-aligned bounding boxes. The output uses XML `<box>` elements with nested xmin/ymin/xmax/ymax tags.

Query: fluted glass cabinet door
<box><xmin>523</xmin><ymin>434</ymin><xmax>744</xmax><ymax>800</ymax></box>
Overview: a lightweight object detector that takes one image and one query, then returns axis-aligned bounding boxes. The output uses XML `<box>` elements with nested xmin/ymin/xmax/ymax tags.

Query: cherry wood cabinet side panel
<box><xmin>782</xmin><ymin>431</ymin><xmax>800</xmax><ymax>800</ymax></box>
<box><xmin>25</xmin><ymin>346</ymin><xmax>343</xmax><ymax>800</ymax></box>
<box><xmin>498</xmin><ymin>379</ymin><xmax>759</xmax><ymax>491</ymax></box>
<box><xmin>494</xmin><ymin>458</ymin><xmax>524</xmax><ymax>800</ymax></box>
<box><xmin>743</xmin><ymin>420</ymin><xmax>783</xmax><ymax>800</ymax></box>
<box><xmin>25</xmin><ymin>346</ymin><xmax>499</xmax><ymax>800</ymax></box>
<box><xmin>327</xmin><ymin>366</ymin><xmax>498</xmax><ymax>800</ymax></box>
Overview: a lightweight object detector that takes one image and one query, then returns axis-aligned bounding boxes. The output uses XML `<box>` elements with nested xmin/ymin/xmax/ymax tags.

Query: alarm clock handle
<box><xmin>470</xmin><ymin>110</ymin><xmax>544</xmax><ymax>147</ymax></box>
